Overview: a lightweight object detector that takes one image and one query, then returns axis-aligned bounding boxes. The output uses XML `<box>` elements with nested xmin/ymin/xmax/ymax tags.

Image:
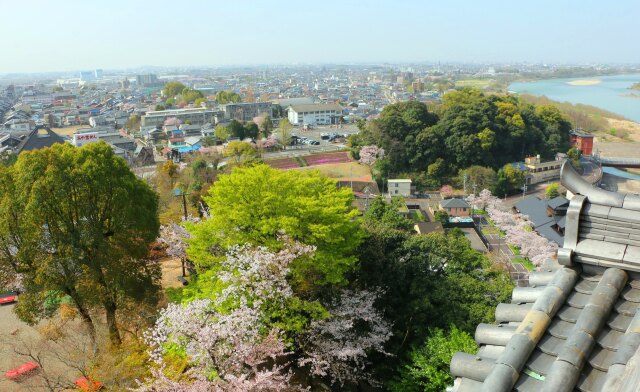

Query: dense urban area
<box><xmin>1</xmin><ymin>58</ymin><xmax>640</xmax><ymax>392</ymax></box>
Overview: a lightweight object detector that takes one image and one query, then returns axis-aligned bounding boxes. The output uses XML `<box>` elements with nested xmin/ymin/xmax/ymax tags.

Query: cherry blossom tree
<box><xmin>141</xmin><ymin>243</ymin><xmax>314</xmax><ymax>390</ymax></box>
<box><xmin>359</xmin><ymin>145</ymin><xmax>384</xmax><ymax>166</ymax></box>
<box><xmin>298</xmin><ymin>289</ymin><xmax>392</xmax><ymax>386</ymax></box>
<box><xmin>467</xmin><ymin>189</ymin><xmax>558</xmax><ymax>267</ymax></box>
<box><xmin>440</xmin><ymin>185</ymin><xmax>454</xmax><ymax>198</ymax></box>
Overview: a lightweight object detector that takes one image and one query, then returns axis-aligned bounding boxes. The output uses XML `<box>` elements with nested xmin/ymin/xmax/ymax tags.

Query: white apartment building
<box><xmin>388</xmin><ymin>179</ymin><xmax>412</xmax><ymax>197</ymax></box>
<box><xmin>287</xmin><ymin>103</ymin><xmax>342</xmax><ymax>126</ymax></box>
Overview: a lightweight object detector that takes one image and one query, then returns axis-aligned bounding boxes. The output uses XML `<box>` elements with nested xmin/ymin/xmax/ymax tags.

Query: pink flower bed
<box><xmin>304</xmin><ymin>152</ymin><xmax>352</xmax><ymax>166</ymax></box>
<box><xmin>266</xmin><ymin>158</ymin><xmax>300</xmax><ymax>170</ymax></box>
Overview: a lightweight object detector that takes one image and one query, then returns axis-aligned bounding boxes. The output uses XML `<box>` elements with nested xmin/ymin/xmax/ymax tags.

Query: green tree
<box><xmin>390</xmin><ymin>326</ymin><xmax>477</xmax><ymax>392</ymax></box>
<box><xmin>434</xmin><ymin>210</ymin><xmax>449</xmax><ymax>224</ymax></box>
<box><xmin>546</xmin><ymin>182</ymin><xmax>560</xmax><ymax>199</ymax></box>
<box><xmin>216</xmin><ymin>90</ymin><xmax>242</xmax><ymax>104</ymax></box>
<box><xmin>214</xmin><ymin>125</ymin><xmax>231</xmax><ymax>141</ymax></box>
<box><xmin>260</xmin><ymin>115</ymin><xmax>274</xmax><ymax>136</ymax></box>
<box><xmin>125</xmin><ymin>115</ymin><xmax>141</xmax><ymax>134</ymax></box>
<box><xmin>427</xmin><ymin>158</ymin><xmax>447</xmax><ymax>182</ymax></box>
<box><xmin>493</xmin><ymin>168</ymin><xmax>508</xmax><ymax>197</ymax></box>
<box><xmin>180</xmin><ymin>88</ymin><xmax>204</xmax><ymax>104</ymax></box>
<box><xmin>456</xmin><ymin>166</ymin><xmax>496</xmax><ymax>193</ymax></box>
<box><xmin>194</xmin><ymin>97</ymin><xmax>206</xmax><ymax>107</ymax></box>
<box><xmin>243</xmin><ymin>121</ymin><xmax>260</xmax><ymax>139</ymax></box>
<box><xmin>186</xmin><ymin>165</ymin><xmax>363</xmax><ymax>293</ymax></box>
<box><xmin>567</xmin><ymin>147</ymin><xmax>582</xmax><ymax>169</ymax></box>
<box><xmin>502</xmin><ymin>164</ymin><xmax>526</xmax><ymax>194</ymax></box>
<box><xmin>201</xmin><ymin>135</ymin><xmax>216</xmax><ymax>147</ymax></box>
<box><xmin>227</xmin><ymin>120</ymin><xmax>245</xmax><ymax>139</ymax></box>
<box><xmin>356</xmin><ymin>204</ymin><xmax>513</xmax><ymax>358</ymax></box>
<box><xmin>0</xmin><ymin>142</ymin><xmax>160</xmax><ymax>345</ymax></box>
<box><xmin>163</xmin><ymin>81</ymin><xmax>187</xmax><ymax>98</ymax></box>
<box><xmin>278</xmin><ymin>118</ymin><xmax>293</xmax><ymax>148</ymax></box>
<box><xmin>223</xmin><ymin>141</ymin><xmax>256</xmax><ymax>162</ymax></box>
<box><xmin>154</xmin><ymin>104</ymin><xmax>166</xmax><ymax>111</ymax></box>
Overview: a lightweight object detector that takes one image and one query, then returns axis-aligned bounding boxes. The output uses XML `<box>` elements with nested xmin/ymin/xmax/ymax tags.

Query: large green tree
<box><xmin>353</xmin><ymin>89</ymin><xmax>572</xmax><ymax>178</ymax></box>
<box><xmin>390</xmin><ymin>326</ymin><xmax>477</xmax><ymax>392</ymax></box>
<box><xmin>0</xmin><ymin>142</ymin><xmax>160</xmax><ymax>345</ymax></box>
<box><xmin>187</xmin><ymin>165</ymin><xmax>363</xmax><ymax>293</ymax></box>
<box><xmin>163</xmin><ymin>81</ymin><xmax>187</xmax><ymax>98</ymax></box>
<box><xmin>356</xmin><ymin>199</ymin><xmax>512</xmax><ymax>351</ymax></box>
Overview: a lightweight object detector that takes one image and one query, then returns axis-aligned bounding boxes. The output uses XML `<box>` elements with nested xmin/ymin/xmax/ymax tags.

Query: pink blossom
<box><xmin>358</xmin><ymin>145</ymin><xmax>384</xmax><ymax>166</ymax></box>
<box><xmin>467</xmin><ymin>190</ymin><xmax>558</xmax><ymax>267</ymax></box>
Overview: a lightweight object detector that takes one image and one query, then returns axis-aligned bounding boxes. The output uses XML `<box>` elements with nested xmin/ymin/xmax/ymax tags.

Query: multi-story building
<box><xmin>287</xmin><ymin>103</ymin><xmax>343</xmax><ymax>126</ymax></box>
<box><xmin>79</xmin><ymin>71</ymin><xmax>95</xmax><ymax>82</ymax></box>
<box><xmin>524</xmin><ymin>155</ymin><xmax>563</xmax><ymax>185</ymax></box>
<box><xmin>141</xmin><ymin>108</ymin><xmax>215</xmax><ymax>127</ymax></box>
<box><xmin>136</xmin><ymin>74</ymin><xmax>163</xmax><ymax>88</ymax></box>
<box><xmin>570</xmin><ymin>129</ymin><xmax>594</xmax><ymax>156</ymax></box>
<box><xmin>223</xmin><ymin>102</ymin><xmax>273</xmax><ymax>122</ymax></box>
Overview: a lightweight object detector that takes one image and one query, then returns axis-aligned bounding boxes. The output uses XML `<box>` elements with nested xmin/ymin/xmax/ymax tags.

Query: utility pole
<box><xmin>174</xmin><ymin>188</ymin><xmax>190</xmax><ymax>276</ymax></box>
<box><xmin>522</xmin><ymin>181</ymin><xmax>527</xmax><ymax>200</ymax></box>
<box><xmin>463</xmin><ymin>174</ymin><xmax>468</xmax><ymax>196</ymax></box>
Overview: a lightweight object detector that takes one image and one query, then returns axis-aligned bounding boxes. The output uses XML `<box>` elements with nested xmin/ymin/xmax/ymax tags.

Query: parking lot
<box><xmin>289</xmin><ymin>123</ymin><xmax>360</xmax><ymax>146</ymax></box>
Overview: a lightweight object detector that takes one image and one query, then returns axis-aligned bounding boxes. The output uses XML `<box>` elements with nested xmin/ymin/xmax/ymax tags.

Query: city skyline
<box><xmin>1</xmin><ymin>0</ymin><xmax>639</xmax><ymax>74</ymax></box>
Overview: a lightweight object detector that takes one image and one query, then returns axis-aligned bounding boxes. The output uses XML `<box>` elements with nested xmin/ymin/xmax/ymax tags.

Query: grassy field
<box><xmin>295</xmin><ymin>161</ymin><xmax>372</xmax><ymax>181</ymax></box>
<box><xmin>51</xmin><ymin>125</ymin><xmax>87</xmax><ymax>136</ymax></box>
<box><xmin>455</xmin><ymin>79</ymin><xmax>491</xmax><ymax>89</ymax></box>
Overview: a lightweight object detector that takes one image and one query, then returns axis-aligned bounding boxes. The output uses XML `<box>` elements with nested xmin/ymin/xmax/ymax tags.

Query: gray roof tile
<box><xmin>450</xmin><ymin>162</ymin><xmax>640</xmax><ymax>392</ymax></box>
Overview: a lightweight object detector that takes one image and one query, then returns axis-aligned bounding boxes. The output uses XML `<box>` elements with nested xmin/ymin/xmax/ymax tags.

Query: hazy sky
<box><xmin>1</xmin><ymin>0</ymin><xmax>638</xmax><ymax>73</ymax></box>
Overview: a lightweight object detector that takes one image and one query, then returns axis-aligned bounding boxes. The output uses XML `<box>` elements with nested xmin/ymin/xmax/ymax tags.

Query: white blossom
<box><xmin>298</xmin><ymin>289</ymin><xmax>392</xmax><ymax>386</ymax></box>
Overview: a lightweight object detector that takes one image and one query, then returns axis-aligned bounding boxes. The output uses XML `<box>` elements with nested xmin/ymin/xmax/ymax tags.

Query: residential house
<box><xmin>514</xmin><ymin>195</ymin><xmax>568</xmax><ymax>245</ymax></box>
<box><xmin>439</xmin><ymin>198</ymin><xmax>471</xmax><ymax>217</ymax></box>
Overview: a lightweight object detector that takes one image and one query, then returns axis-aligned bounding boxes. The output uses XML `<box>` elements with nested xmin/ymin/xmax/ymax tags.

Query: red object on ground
<box><xmin>0</xmin><ymin>295</ymin><xmax>16</xmax><ymax>304</ymax></box>
<box><xmin>4</xmin><ymin>361</ymin><xmax>39</xmax><ymax>380</ymax></box>
<box><xmin>74</xmin><ymin>377</ymin><xmax>104</xmax><ymax>391</ymax></box>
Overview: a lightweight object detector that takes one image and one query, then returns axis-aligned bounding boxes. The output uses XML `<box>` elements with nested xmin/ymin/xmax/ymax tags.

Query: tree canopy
<box><xmin>352</xmin><ymin>89</ymin><xmax>572</xmax><ymax>179</ymax></box>
<box><xmin>187</xmin><ymin>165</ymin><xmax>363</xmax><ymax>293</ymax></box>
<box><xmin>216</xmin><ymin>90</ymin><xmax>242</xmax><ymax>104</ymax></box>
<box><xmin>0</xmin><ymin>142</ymin><xmax>160</xmax><ymax>345</ymax></box>
<box><xmin>163</xmin><ymin>81</ymin><xmax>187</xmax><ymax>98</ymax></box>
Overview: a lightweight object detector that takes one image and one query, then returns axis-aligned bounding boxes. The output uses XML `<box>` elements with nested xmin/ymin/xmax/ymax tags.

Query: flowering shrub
<box><xmin>467</xmin><ymin>189</ymin><xmax>558</xmax><ymax>267</ymax></box>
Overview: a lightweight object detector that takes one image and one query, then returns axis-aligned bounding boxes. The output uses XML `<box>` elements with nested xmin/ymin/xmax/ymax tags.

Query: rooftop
<box><xmin>288</xmin><ymin>103</ymin><xmax>343</xmax><ymax>113</ymax></box>
<box><xmin>450</xmin><ymin>161</ymin><xmax>640</xmax><ymax>392</ymax></box>
<box><xmin>440</xmin><ymin>198</ymin><xmax>471</xmax><ymax>209</ymax></box>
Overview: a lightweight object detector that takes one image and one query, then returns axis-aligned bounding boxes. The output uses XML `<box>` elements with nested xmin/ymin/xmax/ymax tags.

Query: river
<box><xmin>509</xmin><ymin>74</ymin><xmax>640</xmax><ymax>122</ymax></box>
